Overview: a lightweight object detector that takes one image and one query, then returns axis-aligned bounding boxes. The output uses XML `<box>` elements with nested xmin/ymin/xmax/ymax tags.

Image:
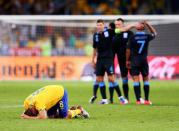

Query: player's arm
<box><xmin>92</xmin><ymin>33</ymin><xmax>97</xmax><ymax>69</ymax></box>
<box><xmin>48</xmin><ymin>114</ymin><xmax>59</xmax><ymax>119</ymax></box>
<box><xmin>115</xmin><ymin>24</ymin><xmax>138</xmax><ymax>34</ymax></box>
<box><xmin>142</xmin><ymin>20</ymin><xmax>157</xmax><ymax>36</ymax></box>
<box><xmin>21</xmin><ymin>109</ymin><xmax>47</xmax><ymax>119</ymax></box>
<box><xmin>91</xmin><ymin>48</ymin><xmax>97</xmax><ymax>69</ymax></box>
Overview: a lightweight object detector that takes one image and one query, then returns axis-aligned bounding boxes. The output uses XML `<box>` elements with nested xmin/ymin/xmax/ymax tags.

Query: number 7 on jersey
<box><xmin>137</xmin><ymin>40</ymin><xmax>146</xmax><ymax>54</ymax></box>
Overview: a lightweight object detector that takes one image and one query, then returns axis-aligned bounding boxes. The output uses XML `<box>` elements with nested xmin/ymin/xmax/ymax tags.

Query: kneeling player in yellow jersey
<box><xmin>21</xmin><ymin>85</ymin><xmax>89</xmax><ymax>119</ymax></box>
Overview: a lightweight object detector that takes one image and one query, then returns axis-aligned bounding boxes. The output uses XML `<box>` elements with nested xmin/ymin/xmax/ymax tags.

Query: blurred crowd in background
<box><xmin>0</xmin><ymin>0</ymin><xmax>179</xmax><ymax>15</ymax></box>
<box><xmin>0</xmin><ymin>21</ymin><xmax>94</xmax><ymax>56</ymax></box>
<box><xmin>0</xmin><ymin>0</ymin><xmax>179</xmax><ymax>57</ymax></box>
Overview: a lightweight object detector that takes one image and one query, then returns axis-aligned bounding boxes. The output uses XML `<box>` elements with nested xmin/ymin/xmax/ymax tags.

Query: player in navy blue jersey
<box><xmin>126</xmin><ymin>20</ymin><xmax>157</xmax><ymax>105</ymax></box>
<box><xmin>89</xmin><ymin>19</ymin><xmax>137</xmax><ymax>104</ymax></box>
<box><xmin>112</xmin><ymin>18</ymin><xmax>134</xmax><ymax>104</ymax></box>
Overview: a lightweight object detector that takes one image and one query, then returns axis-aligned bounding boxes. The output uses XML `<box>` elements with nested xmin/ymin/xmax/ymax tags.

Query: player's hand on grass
<box><xmin>21</xmin><ymin>113</ymin><xmax>30</xmax><ymax>119</ymax></box>
<box><xmin>126</xmin><ymin>61</ymin><xmax>131</xmax><ymax>69</ymax></box>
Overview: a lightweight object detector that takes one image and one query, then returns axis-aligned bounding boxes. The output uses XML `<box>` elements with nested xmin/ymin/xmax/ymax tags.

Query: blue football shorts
<box><xmin>47</xmin><ymin>89</ymin><xmax>69</xmax><ymax>118</ymax></box>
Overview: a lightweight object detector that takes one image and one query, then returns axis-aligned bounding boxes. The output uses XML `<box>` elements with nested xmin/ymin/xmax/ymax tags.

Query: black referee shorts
<box><xmin>117</xmin><ymin>56</ymin><xmax>129</xmax><ymax>77</ymax></box>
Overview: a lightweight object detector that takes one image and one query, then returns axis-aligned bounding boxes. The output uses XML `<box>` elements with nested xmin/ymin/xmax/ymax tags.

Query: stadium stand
<box><xmin>0</xmin><ymin>15</ymin><xmax>179</xmax><ymax>56</ymax></box>
<box><xmin>0</xmin><ymin>0</ymin><xmax>179</xmax><ymax>15</ymax></box>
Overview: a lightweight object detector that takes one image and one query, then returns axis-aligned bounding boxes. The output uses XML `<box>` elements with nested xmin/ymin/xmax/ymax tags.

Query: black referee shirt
<box><xmin>112</xmin><ymin>31</ymin><xmax>134</xmax><ymax>56</ymax></box>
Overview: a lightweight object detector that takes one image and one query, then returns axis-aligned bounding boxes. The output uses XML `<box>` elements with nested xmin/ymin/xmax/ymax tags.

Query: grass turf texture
<box><xmin>0</xmin><ymin>80</ymin><xmax>179</xmax><ymax>131</ymax></box>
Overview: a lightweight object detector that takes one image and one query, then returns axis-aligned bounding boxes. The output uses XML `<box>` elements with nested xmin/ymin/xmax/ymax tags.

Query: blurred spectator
<box><xmin>146</xmin><ymin>0</ymin><xmax>168</xmax><ymax>14</ymax></box>
<box><xmin>56</xmin><ymin>34</ymin><xmax>65</xmax><ymax>48</ymax></box>
<box><xmin>40</xmin><ymin>37</ymin><xmax>52</xmax><ymax>56</ymax></box>
<box><xmin>19</xmin><ymin>26</ymin><xmax>29</xmax><ymax>47</ymax></box>
<box><xmin>0</xmin><ymin>0</ymin><xmax>178</xmax><ymax>15</ymax></box>
<box><xmin>26</xmin><ymin>39</ymin><xmax>35</xmax><ymax>47</ymax></box>
<box><xmin>69</xmin><ymin>34</ymin><xmax>76</xmax><ymax>47</ymax></box>
<box><xmin>0</xmin><ymin>0</ymin><xmax>179</xmax><ymax>57</ymax></box>
<box><xmin>75</xmin><ymin>40</ymin><xmax>84</xmax><ymax>48</ymax></box>
<box><xmin>84</xmin><ymin>40</ymin><xmax>93</xmax><ymax>56</ymax></box>
<box><xmin>0</xmin><ymin>39</ymin><xmax>9</xmax><ymax>56</ymax></box>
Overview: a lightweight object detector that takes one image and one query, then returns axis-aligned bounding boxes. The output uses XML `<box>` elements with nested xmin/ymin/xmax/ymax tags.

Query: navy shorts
<box><xmin>130</xmin><ymin>57</ymin><xmax>149</xmax><ymax>77</ymax></box>
<box><xmin>47</xmin><ymin>89</ymin><xmax>69</xmax><ymax>118</ymax></box>
<box><xmin>95</xmin><ymin>59</ymin><xmax>114</xmax><ymax>76</ymax></box>
<box><xmin>130</xmin><ymin>64</ymin><xmax>149</xmax><ymax>77</ymax></box>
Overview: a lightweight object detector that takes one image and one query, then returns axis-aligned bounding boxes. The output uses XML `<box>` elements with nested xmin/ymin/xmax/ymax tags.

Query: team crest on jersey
<box><xmin>104</xmin><ymin>31</ymin><xmax>109</xmax><ymax>38</ymax></box>
<box><xmin>109</xmin><ymin>66</ymin><xmax>114</xmax><ymax>73</ymax></box>
<box><xmin>123</xmin><ymin>33</ymin><xmax>128</xmax><ymax>38</ymax></box>
<box><xmin>95</xmin><ymin>35</ymin><xmax>99</xmax><ymax>42</ymax></box>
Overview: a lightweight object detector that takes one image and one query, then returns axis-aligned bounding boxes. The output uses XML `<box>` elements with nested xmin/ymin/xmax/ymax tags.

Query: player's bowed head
<box><xmin>24</xmin><ymin>107</ymin><xmax>39</xmax><ymax>116</ymax></box>
<box><xmin>136</xmin><ymin>22</ymin><xmax>145</xmax><ymax>31</ymax></box>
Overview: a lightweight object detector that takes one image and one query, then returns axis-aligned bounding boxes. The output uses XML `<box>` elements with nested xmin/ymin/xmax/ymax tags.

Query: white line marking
<box><xmin>0</xmin><ymin>105</ymin><xmax>24</xmax><ymax>108</ymax></box>
<box><xmin>152</xmin><ymin>105</ymin><xmax>179</xmax><ymax>108</ymax></box>
<box><xmin>0</xmin><ymin>99</ymin><xmax>23</xmax><ymax>102</ymax></box>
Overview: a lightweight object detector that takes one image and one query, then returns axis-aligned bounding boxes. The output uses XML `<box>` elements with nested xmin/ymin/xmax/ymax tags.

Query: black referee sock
<box><xmin>99</xmin><ymin>82</ymin><xmax>107</xmax><ymax>99</ymax></box>
<box><xmin>144</xmin><ymin>81</ymin><xmax>150</xmax><ymax>101</ymax></box>
<box><xmin>134</xmin><ymin>82</ymin><xmax>140</xmax><ymax>101</ymax></box>
<box><xmin>93</xmin><ymin>82</ymin><xmax>99</xmax><ymax>97</ymax></box>
<box><xmin>123</xmin><ymin>84</ymin><xmax>129</xmax><ymax>100</ymax></box>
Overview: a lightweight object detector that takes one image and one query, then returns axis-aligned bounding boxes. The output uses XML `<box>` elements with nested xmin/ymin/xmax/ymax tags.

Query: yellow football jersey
<box><xmin>24</xmin><ymin>85</ymin><xmax>64</xmax><ymax>111</ymax></box>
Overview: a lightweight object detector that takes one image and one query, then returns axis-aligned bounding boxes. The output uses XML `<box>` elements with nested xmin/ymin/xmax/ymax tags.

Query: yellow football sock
<box><xmin>69</xmin><ymin>109</ymin><xmax>82</xmax><ymax>118</ymax></box>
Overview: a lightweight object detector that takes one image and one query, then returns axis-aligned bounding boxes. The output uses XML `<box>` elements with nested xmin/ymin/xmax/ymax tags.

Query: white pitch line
<box><xmin>152</xmin><ymin>105</ymin><xmax>179</xmax><ymax>108</ymax></box>
<box><xmin>0</xmin><ymin>99</ymin><xmax>23</xmax><ymax>102</ymax></box>
<box><xmin>0</xmin><ymin>105</ymin><xmax>24</xmax><ymax>108</ymax></box>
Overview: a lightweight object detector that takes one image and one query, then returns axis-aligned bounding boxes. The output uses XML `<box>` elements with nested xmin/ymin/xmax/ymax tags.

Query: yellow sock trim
<box><xmin>69</xmin><ymin>109</ymin><xmax>82</xmax><ymax>118</ymax></box>
<box><xmin>76</xmin><ymin>109</ymin><xmax>82</xmax><ymax>115</ymax></box>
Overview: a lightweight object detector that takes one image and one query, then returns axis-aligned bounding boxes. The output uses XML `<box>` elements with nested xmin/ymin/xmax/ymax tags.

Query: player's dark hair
<box><xmin>109</xmin><ymin>22</ymin><xmax>115</xmax><ymax>29</ymax></box>
<box><xmin>116</xmin><ymin>18</ymin><xmax>124</xmax><ymax>23</ymax></box>
<box><xmin>97</xmin><ymin>19</ymin><xmax>104</xmax><ymax>23</ymax></box>
<box><xmin>138</xmin><ymin>22</ymin><xmax>145</xmax><ymax>31</ymax></box>
<box><xmin>24</xmin><ymin>108</ymin><xmax>38</xmax><ymax>116</ymax></box>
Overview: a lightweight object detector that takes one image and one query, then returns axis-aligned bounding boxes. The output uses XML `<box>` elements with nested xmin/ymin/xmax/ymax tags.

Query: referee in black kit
<box><xmin>112</xmin><ymin>18</ymin><xmax>134</xmax><ymax>104</ymax></box>
<box><xmin>126</xmin><ymin>20</ymin><xmax>157</xmax><ymax>105</ymax></box>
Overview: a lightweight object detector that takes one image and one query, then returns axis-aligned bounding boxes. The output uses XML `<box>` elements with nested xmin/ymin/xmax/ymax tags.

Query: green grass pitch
<box><xmin>0</xmin><ymin>80</ymin><xmax>179</xmax><ymax>131</ymax></box>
